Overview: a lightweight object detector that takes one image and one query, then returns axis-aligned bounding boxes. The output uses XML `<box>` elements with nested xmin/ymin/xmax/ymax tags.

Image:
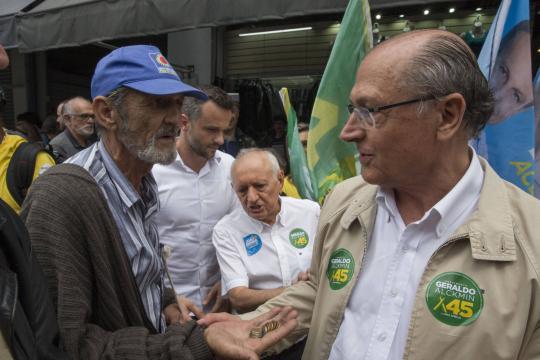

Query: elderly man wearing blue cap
<box><xmin>21</xmin><ymin>45</ymin><xmax>297</xmax><ymax>360</ymax></box>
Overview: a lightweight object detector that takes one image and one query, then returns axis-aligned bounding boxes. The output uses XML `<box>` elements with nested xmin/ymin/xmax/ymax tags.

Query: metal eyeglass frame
<box><xmin>347</xmin><ymin>95</ymin><xmax>436</xmax><ymax>128</ymax></box>
<box><xmin>64</xmin><ymin>113</ymin><xmax>95</xmax><ymax>121</ymax></box>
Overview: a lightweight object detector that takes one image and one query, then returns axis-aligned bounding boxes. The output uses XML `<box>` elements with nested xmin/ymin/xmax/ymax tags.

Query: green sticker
<box><xmin>326</xmin><ymin>248</ymin><xmax>355</xmax><ymax>290</ymax></box>
<box><xmin>289</xmin><ymin>228</ymin><xmax>309</xmax><ymax>249</ymax></box>
<box><xmin>425</xmin><ymin>272</ymin><xmax>484</xmax><ymax>326</ymax></box>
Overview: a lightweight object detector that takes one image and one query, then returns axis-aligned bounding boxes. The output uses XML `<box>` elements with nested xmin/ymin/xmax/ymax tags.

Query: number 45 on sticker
<box><xmin>434</xmin><ymin>298</ymin><xmax>474</xmax><ymax>318</ymax></box>
<box><xmin>332</xmin><ymin>269</ymin><xmax>349</xmax><ymax>282</ymax></box>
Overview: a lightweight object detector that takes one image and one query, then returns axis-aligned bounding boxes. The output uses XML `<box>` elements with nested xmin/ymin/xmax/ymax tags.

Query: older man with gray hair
<box><xmin>206</xmin><ymin>29</ymin><xmax>540</xmax><ymax>360</ymax></box>
<box><xmin>50</xmin><ymin>96</ymin><xmax>96</xmax><ymax>162</ymax></box>
<box><xmin>213</xmin><ymin>148</ymin><xmax>320</xmax><ymax>314</ymax></box>
<box><xmin>22</xmin><ymin>45</ymin><xmax>297</xmax><ymax>360</ymax></box>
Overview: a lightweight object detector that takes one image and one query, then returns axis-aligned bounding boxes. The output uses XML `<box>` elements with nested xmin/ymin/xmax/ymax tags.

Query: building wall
<box><xmin>168</xmin><ymin>28</ymin><xmax>214</xmax><ymax>86</ymax></box>
<box><xmin>224</xmin><ymin>11</ymin><xmax>495</xmax><ymax>80</ymax></box>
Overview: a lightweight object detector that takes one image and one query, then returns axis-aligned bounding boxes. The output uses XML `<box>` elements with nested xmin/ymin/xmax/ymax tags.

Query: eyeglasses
<box><xmin>65</xmin><ymin>113</ymin><xmax>95</xmax><ymax>121</ymax></box>
<box><xmin>347</xmin><ymin>96</ymin><xmax>435</xmax><ymax>128</ymax></box>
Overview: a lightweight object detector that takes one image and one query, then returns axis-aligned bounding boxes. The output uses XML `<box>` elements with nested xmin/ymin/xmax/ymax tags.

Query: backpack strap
<box><xmin>6</xmin><ymin>142</ymin><xmax>43</xmax><ymax>206</ymax></box>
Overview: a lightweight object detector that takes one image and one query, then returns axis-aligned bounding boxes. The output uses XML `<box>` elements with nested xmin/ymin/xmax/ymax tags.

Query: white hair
<box><xmin>232</xmin><ymin>148</ymin><xmax>280</xmax><ymax>179</ymax></box>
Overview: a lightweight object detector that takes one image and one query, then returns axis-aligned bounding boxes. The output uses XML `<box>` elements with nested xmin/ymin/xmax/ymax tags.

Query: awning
<box><xmin>16</xmin><ymin>0</ymin><xmax>471</xmax><ymax>53</ymax></box>
<box><xmin>0</xmin><ymin>0</ymin><xmax>35</xmax><ymax>48</ymax></box>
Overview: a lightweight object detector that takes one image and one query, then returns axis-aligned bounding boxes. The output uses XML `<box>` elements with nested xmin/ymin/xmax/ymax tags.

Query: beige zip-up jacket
<box><xmin>244</xmin><ymin>158</ymin><xmax>540</xmax><ymax>359</ymax></box>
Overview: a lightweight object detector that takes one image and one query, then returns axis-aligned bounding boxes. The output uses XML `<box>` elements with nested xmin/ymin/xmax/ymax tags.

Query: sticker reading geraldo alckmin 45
<box><xmin>425</xmin><ymin>272</ymin><xmax>484</xmax><ymax>326</ymax></box>
<box><xmin>289</xmin><ymin>228</ymin><xmax>309</xmax><ymax>249</ymax></box>
<box><xmin>326</xmin><ymin>248</ymin><xmax>355</xmax><ymax>290</ymax></box>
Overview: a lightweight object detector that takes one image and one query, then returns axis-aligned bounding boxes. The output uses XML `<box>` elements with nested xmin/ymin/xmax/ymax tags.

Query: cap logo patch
<box><xmin>148</xmin><ymin>52</ymin><xmax>179</xmax><ymax>77</ymax></box>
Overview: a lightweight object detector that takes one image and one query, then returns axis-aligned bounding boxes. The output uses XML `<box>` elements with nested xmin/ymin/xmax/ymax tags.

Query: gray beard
<box><xmin>118</xmin><ymin>125</ymin><xmax>177</xmax><ymax>165</ymax></box>
<box><xmin>135</xmin><ymin>138</ymin><xmax>176</xmax><ymax>165</ymax></box>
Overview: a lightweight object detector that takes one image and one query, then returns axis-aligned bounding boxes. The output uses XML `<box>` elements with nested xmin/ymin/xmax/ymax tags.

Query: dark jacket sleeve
<box><xmin>0</xmin><ymin>199</ymin><xmax>69</xmax><ymax>360</ymax></box>
<box><xmin>21</xmin><ymin>164</ymin><xmax>212</xmax><ymax>360</ymax></box>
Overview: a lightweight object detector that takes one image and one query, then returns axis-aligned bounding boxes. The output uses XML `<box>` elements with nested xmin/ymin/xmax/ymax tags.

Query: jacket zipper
<box><xmin>323</xmin><ymin>218</ymin><xmax>370</xmax><ymax>360</ymax></box>
<box><xmin>428</xmin><ymin>234</ymin><xmax>469</xmax><ymax>261</ymax></box>
<box><xmin>403</xmin><ymin>233</ymin><xmax>469</xmax><ymax>359</ymax></box>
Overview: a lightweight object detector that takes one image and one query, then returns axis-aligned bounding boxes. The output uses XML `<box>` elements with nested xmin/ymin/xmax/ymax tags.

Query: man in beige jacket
<box><xmin>202</xmin><ymin>29</ymin><xmax>540</xmax><ymax>360</ymax></box>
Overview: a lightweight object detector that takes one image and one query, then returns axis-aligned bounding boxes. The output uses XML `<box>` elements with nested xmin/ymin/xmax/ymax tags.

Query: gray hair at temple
<box><xmin>233</xmin><ymin>148</ymin><xmax>281</xmax><ymax>179</ymax></box>
<box><xmin>400</xmin><ymin>32</ymin><xmax>494</xmax><ymax>138</ymax></box>
<box><xmin>62</xmin><ymin>96</ymin><xmax>91</xmax><ymax>115</ymax></box>
<box><xmin>182</xmin><ymin>85</ymin><xmax>235</xmax><ymax>121</ymax></box>
<box><xmin>92</xmin><ymin>87</ymin><xmax>129</xmax><ymax>137</ymax></box>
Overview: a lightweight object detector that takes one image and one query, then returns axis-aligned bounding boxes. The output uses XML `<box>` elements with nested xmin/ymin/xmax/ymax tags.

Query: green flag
<box><xmin>280</xmin><ymin>88</ymin><xmax>317</xmax><ymax>200</ymax></box>
<box><xmin>307</xmin><ymin>0</ymin><xmax>372</xmax><ymax>202</ymax></box>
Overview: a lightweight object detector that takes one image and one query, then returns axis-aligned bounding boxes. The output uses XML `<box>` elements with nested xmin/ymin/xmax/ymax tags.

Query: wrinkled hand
<box><xmin>177</xmin><ymin>295</ymin><xmax>205</xmax><ymax>323</ymax></box>
<box><xmin>201</xmin><ymin>307</ymin><xmax>298</xmax><ymax>360</ymax></box>
<box><xmin>293</xmin><ymin>270</ymin><xmax>309</xmax><ymax>284</ymax></box>
<box><xmin>163</xmin><ymin>303</ymin><xmax>182</xmax><ymax>325</ymax></box>
<box><xmin>198</xmin><ymin>311</ymin><xmax>239</xmax><ymax>327</ymax></box>
<box><xmin>204</xmin><ymin>281</ymin><xmax>227</xmax><ymax>313</ymax></box>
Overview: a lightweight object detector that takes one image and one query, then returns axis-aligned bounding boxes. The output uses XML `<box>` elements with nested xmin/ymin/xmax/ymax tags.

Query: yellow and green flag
<box><xmin>307</xmin><ymin>0</ymin><xmax>372</xmax><ymax>202</ymax></box>
<box><xmin>280</xmin><ymin>88</ymin><xmax>317</xmax><ymax>200</ymax></box>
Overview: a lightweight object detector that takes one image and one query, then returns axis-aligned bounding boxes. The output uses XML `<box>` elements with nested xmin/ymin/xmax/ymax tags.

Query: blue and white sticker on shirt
<box><xmin>148</xmin><ymin>52</ymin><xmax>179</xmax><ymax>77</ymax></box>
<box><xmin>243</xmin><ymin>234</ymin><xmax>262</xmax><ymax>256</ymax></box>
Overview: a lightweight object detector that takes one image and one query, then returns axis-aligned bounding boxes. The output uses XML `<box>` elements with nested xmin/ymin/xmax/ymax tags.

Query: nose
<box><xmin>246</xmin><ymin>187</ymin><xmax>259</xmax><ymax>203</ymax></box>
<box><xmin>216</xmin><ymin>131</ymin><xmax>225</xmax><ymax>146</ymax></box>
<box><xmin>164</xmin><ymin>112</ymin><xmax>181</xmax><ymax>128</ymax></box>
<box><xmin>340</xmin><ymin>115</ymin><xmax>366</xmax><ymax>143</ymax></box>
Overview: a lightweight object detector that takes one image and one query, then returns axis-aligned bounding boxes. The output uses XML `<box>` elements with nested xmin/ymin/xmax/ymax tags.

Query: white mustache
<box><xmin>155</xmin><ymin>125</ymin><xmax>178</xmax><ymax>138</ymax></box>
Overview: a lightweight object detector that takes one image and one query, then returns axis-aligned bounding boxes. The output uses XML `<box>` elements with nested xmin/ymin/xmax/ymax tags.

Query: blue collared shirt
<box><xmin>67</xmin><ymin>141</ymin><xmax>165</xmax><ymax>332</ymax></box>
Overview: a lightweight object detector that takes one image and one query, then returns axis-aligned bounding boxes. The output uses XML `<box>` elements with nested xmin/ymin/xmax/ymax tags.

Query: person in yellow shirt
<box><xmin>0</xmin><ymin>127</ymin><xmax>55</xmax><ymax>213</ymax></box>
<box><xmin>282</xmin><ymin>175</ymin><xmax>301</xmax><ymax>198</ymax></box>
<box><xmin>281</xmin><ymin>122</ymin><xmax>309</xmax><ymax>199</ymax></box>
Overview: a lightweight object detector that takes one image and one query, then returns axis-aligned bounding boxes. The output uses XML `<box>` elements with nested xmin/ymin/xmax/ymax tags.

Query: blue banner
<box><xmin>534</xmin><ymin>70</ymin><xmax>540</xmax><ymax>196</ymax></box>
<box><xmin>472</xmin><ymin>0</ymin><xmax>534</xmax><ymax>194</ymax></box>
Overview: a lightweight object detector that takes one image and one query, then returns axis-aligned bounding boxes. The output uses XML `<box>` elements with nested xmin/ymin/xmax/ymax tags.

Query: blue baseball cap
<box><xmin>91</xmin><ymin>45</ymin><xmax>207</xmax><ymax>100</ymax></box>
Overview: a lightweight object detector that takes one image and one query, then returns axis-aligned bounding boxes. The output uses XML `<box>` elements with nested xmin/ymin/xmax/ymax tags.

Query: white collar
<box><xmin>376</xmin><ymin>147</ymin><xmax>484</xmax><ymax>237</ymax></box>
<box><xmin>175</xmin><ymin>149</ymin><xmax>223</xmax><ymax>173</ymax></box>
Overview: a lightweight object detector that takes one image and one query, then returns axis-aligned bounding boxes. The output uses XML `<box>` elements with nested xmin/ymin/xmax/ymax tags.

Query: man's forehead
<box><xmin>198</xmin><ymin>100</ymin><xmax>231</xmax><ymax>120</ymax></box>
<box><xmin>351</xmin><ymin>62</ymin><xmax>400</xmax><ymax>103</ymax></box>
<box><xmin>70</xmin><ymin>98</ymin><xmax>92</xmax><ymax>109</ymax></box>
<box><xmin>79</xmin><ymin>100</ymin><xmax>93</xmax><ymax>109</ymax></box>
<box><xmin>234</xmin><ymin>153</ymin><xmax>273</xmax><ymax>174</ymax></box>
<box><xmin>351</xmin><ymin>34</ymin><xmax>432</xmax><ymax>101</ymax></box>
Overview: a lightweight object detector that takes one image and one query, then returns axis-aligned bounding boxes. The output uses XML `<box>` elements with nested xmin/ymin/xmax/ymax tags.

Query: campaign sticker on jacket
<box><xmin>289</xmin><ymin>228</ymin><xmax>309</xmax><ymax>249</ymax></box>
<box><xmin>425</xmin><ymin>272</ymin><xmax>484</xmax><ymax>326</ymax></box>
<box><xmin>326</xmin><ymin>248</ymin><xmax>355</xmax><ymax>290</ymax></box>
<box><xmin>243</xmin><ymin>234</ymin><xmax>262</xmax><ymax>256</ymax></box>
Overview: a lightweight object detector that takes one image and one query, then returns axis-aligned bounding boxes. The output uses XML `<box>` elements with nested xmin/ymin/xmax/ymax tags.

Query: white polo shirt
<box><xmin>329</xmin><ymin>148</ymin><xmax>484</xmax><ymax>360</ymax></box>
<box><xmin>213</xmin><ymin>196</ymin><xmax>320</xmax><ymax>294</ymax></box>
<box><xmin>153</xmin><ymin>150</ymin><xmax>238</xmax><ymax>311</ymax></box>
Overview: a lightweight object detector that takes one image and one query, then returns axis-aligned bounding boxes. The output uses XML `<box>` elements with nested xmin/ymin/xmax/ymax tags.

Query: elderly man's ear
<box><xmin>93</xmin><ymin>96</ymin><xmax>119</xmax><ymax>131</ymax></box>
<box><xmin>180</xmin><ymin>114</ymin><xmax>190</xmax><ymax>132</ymax></box>
<box><xmin>436</xmin><ymin>93</ymin><xmax>467</xmax><ymax>141</ymax></box>
<box><xmin>278</xmin><ymin>169</ymin><xmax>285</xmax><ymax>187</ymax></box>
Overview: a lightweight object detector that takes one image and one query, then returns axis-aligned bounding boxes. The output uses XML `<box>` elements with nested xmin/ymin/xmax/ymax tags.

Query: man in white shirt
<box><xmin>202</xmin><ymin>30</ymin><xmax>540</xmax><ymax>360</ymax></box>
<box><xmin>213</xmin><ymin>148</ymin><xmax>320</xmax><ymax>313</ymax></box>
<box><xmin>153</xmin><ymin>85</ymin><xmax>237</xmax><ymax>320</ymax></box>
